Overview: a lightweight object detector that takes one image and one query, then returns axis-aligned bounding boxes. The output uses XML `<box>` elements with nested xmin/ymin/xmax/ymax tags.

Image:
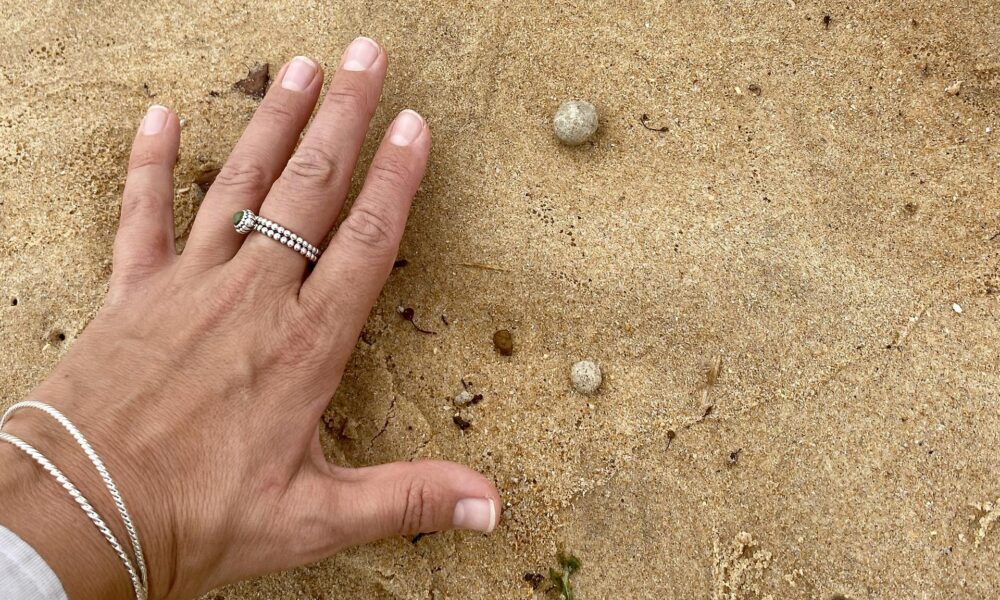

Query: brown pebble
<box><xmin>493</xmin><ymin>329</ymin><xmax>514</xmax><ymax>356</ymax></box>
<box><xmin>453</xmin><ymin>415</ymin><xmax>472</xmax><ymax>430</ymax></box>
<box><xmin>194</xmin><ymin>168</ymin><xmax>221</xmax><ymax>193</ymax></box>
<box><xmin>233</xmin><ymin>63</ymin><xmax>270</xmax><ymax>99</ymax></box>
<box><xmin>747</xmin><ymin>83</ymin><xmax>762</xmax><ymax>96</ymax></box>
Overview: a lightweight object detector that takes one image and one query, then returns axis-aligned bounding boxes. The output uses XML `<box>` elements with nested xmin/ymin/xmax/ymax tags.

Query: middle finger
<box><xmin>236</xmin><ymin>37</ymin><xmax>387</xmax><ymax>282</ymax></box>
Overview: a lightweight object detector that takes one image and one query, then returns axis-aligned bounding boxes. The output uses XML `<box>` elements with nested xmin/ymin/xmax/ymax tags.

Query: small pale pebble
<box><xmin>952</xmin><ymin>303</ymin><xmax>962</xmax><ymax>313</ymax></box>
<box><xmin>553</xmin><ymin>100</ymin><xmax>599</xmax><ymax>145</ymax></box>
<box><xmin>945</xmin><ymin>81</ymin><xmax>962</xmax><ymax>95</ymax></box>
<box><xmin>570</xmin><ymin>360</ymin><xmax>602</xmax><ymax>393</ymax></box>
<box><xmin>455</xmin><ymin>390</ymin><xmax>475</xmax><ymax>406</ymax></box>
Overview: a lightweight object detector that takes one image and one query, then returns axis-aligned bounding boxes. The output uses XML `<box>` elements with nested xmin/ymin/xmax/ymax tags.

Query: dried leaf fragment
<box><xmin>233</xmin><ymin>63</ymin><xmax>270</xmax><ymax>99</ymax></box>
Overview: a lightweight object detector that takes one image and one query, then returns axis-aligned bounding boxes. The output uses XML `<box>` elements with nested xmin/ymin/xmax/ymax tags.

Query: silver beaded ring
<box><xmin>233</xmin><ymin>209</ymin><xmax>321</xmax><ymax>263</ymax></box>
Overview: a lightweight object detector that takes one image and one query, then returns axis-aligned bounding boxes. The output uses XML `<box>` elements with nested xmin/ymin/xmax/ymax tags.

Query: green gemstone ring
<box><xmin>231</xmin><ymin>208</ymin><xmax>321</xmax><ymax>263</ymax></box>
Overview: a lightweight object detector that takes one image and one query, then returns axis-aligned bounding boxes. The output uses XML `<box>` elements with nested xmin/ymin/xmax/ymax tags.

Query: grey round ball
<box><xmin>553</xmin><ymin>100</ymin><xmax>599</xmax><ymax>145</ymax></box>
<box><xmin>570</xmin><ymin>360</ymin><xmax>602</xmax><ymax>393</ymax></box>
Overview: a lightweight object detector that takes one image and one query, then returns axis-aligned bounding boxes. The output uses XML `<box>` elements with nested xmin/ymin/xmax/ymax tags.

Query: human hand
<box><xmin>0</xmin><ymin>37</ymin><xmax>499</xmax><ymax>599</ymax></box>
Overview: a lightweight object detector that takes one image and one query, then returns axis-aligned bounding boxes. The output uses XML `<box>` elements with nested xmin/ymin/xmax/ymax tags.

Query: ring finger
<box><xmin>182</xmin><ymin>57</ymin><xmax>324</xmax><ymax>267</ymax></box>
<box><xmin>236</xmin><ymin>37</ymin><xmax>387</xmax><ymax>283</ymax></box>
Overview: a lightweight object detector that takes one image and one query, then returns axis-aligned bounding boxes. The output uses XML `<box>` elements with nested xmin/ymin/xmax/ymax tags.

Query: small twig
<box><xmin>704</xmin><ymin>355</ymin><xmax>723</xmax><ymax>387</ymax></box>
<box><xmin>639</xmin><ymin>113</ymin><xmax>669</xmax><ymax>132</ymax></box>
<box><xmin>683</xmin><ymin>402</ymin><xmax>714</xmax><ymax>431</ymax></box>
<box><xmin>887</xmin><ymin>305</ymin><xmax>928</xmax><ymax>349</ymax></box>
<box><xmin>396</xmin><ymin>306</ymin><xmax>437</xmax><ymax>335</ymax></box>
<box><xmin>455</xmin><ymin>262</ymin><xmax>508</xmax><ymax>272</ymax></box>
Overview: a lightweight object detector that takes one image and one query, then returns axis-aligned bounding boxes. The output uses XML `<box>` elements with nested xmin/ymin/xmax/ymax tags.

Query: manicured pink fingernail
<box><xmin>453</xmin><ymin>498</ymin><xmax>496</xmax><ymax>533</ymax></box>
<box><xmin>388</xmin><ymin>110</ymin><xmax>424</xmax><ymax>146</ymax></box>
<box><xmin>281</xmin><ymin>56</ymin><xmax>317</xmax><ymax>91</ymax></box>
<box><xmin>341</xmin><ymin>37</ymin><xmax>380</xmax><ymax>71</ymax></box>
<box><xmin>140</xmin><ymin>105</ymin><xmax>168</xmax><ymax>135</ymax></box>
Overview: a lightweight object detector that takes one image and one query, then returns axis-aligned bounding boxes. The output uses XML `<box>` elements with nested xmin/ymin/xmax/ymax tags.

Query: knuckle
<box><xmin>206</xmin><ymin>266</ymin><xmax>255</xmax><ymax>313</ymax></box>
<box><xmin>111</xmin><ymin>244</ymin><xmax>169</xmax><ymax>284</ymax></box>
<box><xmin>255</xmin><ymin>99</ymin><xmax>297</xmax><ymax>125</ymax></box>
<box><xmin>326</xmin><ymin>79</ymin><xmax>371</xmax><ymax>115</ymax></box>
<box><xmin>399</xmin><ymin>477</ymin><xmax>437</xmax><ymax>535</ymax></box>
<box><xmin>213</xmin><ymin>160</ymin><xmax>272</xmax><ymax>194</ymax></box>
<box><xmin>265</xmin><ymin>305</ymin><xmax>327</xmax><ymax>367</ymax></box>
<box><xmin>339</xmin><ymin>204</ymin><xmax>397</xmax><ymax>253</ymax></box>
<box><xmin>368</xmin><ymin>154</ymin><xmax>412</xmax><ymax>189</ymax></box>
<box><xmin>296</xmin><ymin>293</ymin><xmax>339</xmax><ymax>331</ymax></box>
<box><xmin>128</xmin><ymin>148</ymin><xmax>165</xmax><ymax>171</ymax></box>
<box><xmin>283</xmin><ymin>146</ymin><xmax>342</xmax><ymax>188</ymax></box>
<box><xmin>120</xmin><ymin>187</ymin><xmax>163</xmax><ymax>223</ymax></box>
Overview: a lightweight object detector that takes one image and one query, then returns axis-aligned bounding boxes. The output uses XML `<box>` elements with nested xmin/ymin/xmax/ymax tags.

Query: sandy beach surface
<box><xmin>1</xmin><ymin>1</ymin><xmax>998</xmax><ymax>598</ymax></box>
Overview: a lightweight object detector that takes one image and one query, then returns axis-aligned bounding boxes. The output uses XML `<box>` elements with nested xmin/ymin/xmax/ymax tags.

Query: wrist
<box><xmin>0</xmin><ymin>393</ymin><xmax>185</xmax><ymax>600</ymax></box>
<box><xmin>0</xmin><ymin>435</ymin><xmax>133</xmax><ymax>599</ymax></box>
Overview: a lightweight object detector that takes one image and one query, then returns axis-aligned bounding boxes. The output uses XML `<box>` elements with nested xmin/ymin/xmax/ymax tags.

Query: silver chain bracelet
<box><xmin>0</xmin><ymin>401</ymin><xmax>148</xmax><ymax>600</ymax></box>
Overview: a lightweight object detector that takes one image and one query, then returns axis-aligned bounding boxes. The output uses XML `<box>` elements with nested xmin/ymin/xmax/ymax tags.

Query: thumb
<box><xmin>321</xmin><ymin>459</ymin><xmax>501</xmax><ymax>547</ymax></box>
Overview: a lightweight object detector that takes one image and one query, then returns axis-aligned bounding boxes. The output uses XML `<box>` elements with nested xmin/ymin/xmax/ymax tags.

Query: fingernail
<box><xmin>140</xmin><ymin>105</ymin><xmax>168</xmax><ymax>135</ymax></box>
<box><xmin>281</xmin><ymin>56</ymin><xmax>317</xmax><ymax>91</ymax></box>
<box><xmin>388</xmin><ymin>109</ymin><xmax>424</xmax><ymax>146</ymax></box>
<box><xmin>453</xmin><ymin>498</ymin><xmax>496</xmax><ymax>533</ymax></box>
<box><xmin>341</xmin><ymin>36</ymin><xmax>380</xmax><ymax>71</ymax></box>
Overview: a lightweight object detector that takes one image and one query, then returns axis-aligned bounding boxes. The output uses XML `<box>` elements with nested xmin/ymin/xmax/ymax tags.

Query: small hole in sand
<box><xmin>9</xmin><ymin>297</ymin><xmax>17</xmax><ymax>306</ymax></box>
<box><xmin>48</xmin><ymin>330</ymin><xmax>66</xmax><ymax>344</ymax></box>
